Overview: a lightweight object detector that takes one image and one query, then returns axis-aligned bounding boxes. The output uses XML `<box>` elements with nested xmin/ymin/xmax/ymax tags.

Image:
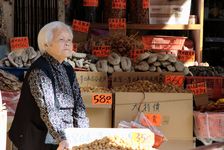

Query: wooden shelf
<box><xmin>90</xmin><ymin>23</ymin><xmax>201</xmax><ymax>30</ymax></box>
<box><xmin>205</xmin><ymin>18</ymin><xmax>224</xmax><ymax>22</ymax></box>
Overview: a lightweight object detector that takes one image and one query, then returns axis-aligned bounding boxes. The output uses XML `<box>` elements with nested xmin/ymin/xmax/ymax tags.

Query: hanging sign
<box><xmin>72</xmin><ymin>19</ymin><xmax>90</xmax><ymax>33</ymax></box>
<box><xmin>10</xmin><ymin>37</ymin><xmax>29</xmax><ymax>50</ymax></box>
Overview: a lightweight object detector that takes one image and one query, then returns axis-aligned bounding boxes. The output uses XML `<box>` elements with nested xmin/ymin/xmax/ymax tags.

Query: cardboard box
<box><xmin>82</xmin><ymin>92</ymin><xmax>113</xmax><ymax>128</ymax></box>
<box><xmin>159</xmin><ymin>139</ymin><xmax>195</xmax><ymax>150</ymax></box>
<box><xmin>76</xmin><ymin>72</ymin><xmax>112</xmax><ymax>128</ymax></box>
<box><xmin>114</xmin><ymin>92</ymin><xmax>193</xmax><ymax>140</ymax></box>
<box><xmin>112</xmin><ymin>72</ymin><xmax>183</xmax><ymax>88</ymax></box>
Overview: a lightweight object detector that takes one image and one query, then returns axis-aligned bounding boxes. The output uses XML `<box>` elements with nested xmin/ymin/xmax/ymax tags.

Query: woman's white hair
<box><xmin>37</xmin><ymin>21</ymin><xmax>73</xmax><ymax>54</ymax></box>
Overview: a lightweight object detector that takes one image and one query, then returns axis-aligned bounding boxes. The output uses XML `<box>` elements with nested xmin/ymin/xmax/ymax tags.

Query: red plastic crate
<box><xmin>142</xmin><ymin>35</ymin><xmax>186</xmax><ymax>50</ymax></box>
<box><xmin>185</xmin><ymin>76</ymin><xmax>223</xmax><ymax>100</ymax></box>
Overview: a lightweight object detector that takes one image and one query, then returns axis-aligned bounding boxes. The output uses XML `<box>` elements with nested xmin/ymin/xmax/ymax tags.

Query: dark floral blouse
<box><xmin>28</xmin><ymin>53</ymin><xmax>89</xmax><ymax>144</ymax></box>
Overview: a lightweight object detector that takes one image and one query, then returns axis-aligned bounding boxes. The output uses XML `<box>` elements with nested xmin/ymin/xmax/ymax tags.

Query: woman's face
<box><xmin>46</xmin><ymin>28</ymin><xmax>73</xmax><ymax>62</ymax></box>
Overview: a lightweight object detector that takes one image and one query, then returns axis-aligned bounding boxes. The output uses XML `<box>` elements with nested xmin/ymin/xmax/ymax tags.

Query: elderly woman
<box><xmin>8</xmin><ymin>21</ymin><xmax>89</xmax><ymax>150</ymax></box>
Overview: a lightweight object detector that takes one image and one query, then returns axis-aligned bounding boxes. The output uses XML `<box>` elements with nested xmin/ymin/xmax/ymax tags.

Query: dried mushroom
<box><xmin>108</xmin><ymin>52</ymin><xmax>121</xmax><ymax>65</ymax></box>
<box><xmin>96</xmin><ymin>60</ymin><xmax>108</xmax><ymax>72</ymax></box>
<box><xmin>120</xmin><ymin>57</ymin><xmax>132</xmax><ymax>71</ymax></box>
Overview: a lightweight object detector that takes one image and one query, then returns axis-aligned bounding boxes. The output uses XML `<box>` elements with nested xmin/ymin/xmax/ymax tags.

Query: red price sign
<box><xmin>142</xmin><ymin>0</ymin><xmax>150</xmax><ymax>9</ymax></box>
<box><xmin>72</xmin><ymin>19</ymin><xmax>90</xmax><ymax>33</ymax></box>
<box><xmin>130</xmin><ymin>49</ymin><xmax>147</xmax><ymax>61</ymax></box>
<box><xmin>112</xmin><ymin>0</ymin><xmax>126</xmax><ymax>9</ymax></box>
<box><xmin>141</xmin><ymin>114</ymin><xmax>161</xmax><ymax>127</ymax></box>
<box><xmin>164</xmin><ymin>75</ymin><xmax>185</xmax><ymax>87</ymax></box>
<box><xmin>73</xmin><ymin>43</ymin><xmax>77</xmax><ymax>52</ymax></box>
<box><xmin>92</xmin><ymin>94</ymin><xmax>112</xmax><ymax>105</ymax></box>
<box><xmin>92</xmin><ymin>46</ymin><xmax>111</xmax><ymax>57</ymax></box>
<box><xmin>108</xmin><ymin>18</ymin><xmax>126</xmax><ymax>29</ymax></box>
<box><xmin>83</xmin><ymin>0</ymin><xmax>98</xmax><ymax>6</ymax></box>
<box><xmin>177</xmin><ymin>50</ymin><xmax>195</xmax><ymax>63</ymax></box>
<box><xmin>10</xmin><ymin>37</ymin><xmax>29</xmax><ymax>50</ymax></box>
<box><xmin>186</xmin><ymin>82</ymin><xmax>207</xmax><ymax>95</ymax></box>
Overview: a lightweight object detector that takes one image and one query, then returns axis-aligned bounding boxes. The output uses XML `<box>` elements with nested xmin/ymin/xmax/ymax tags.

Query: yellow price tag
<box><xmin>132</xmin><ymin>132</ymin><xmax>145</xmax><ymax>144</ymax></box>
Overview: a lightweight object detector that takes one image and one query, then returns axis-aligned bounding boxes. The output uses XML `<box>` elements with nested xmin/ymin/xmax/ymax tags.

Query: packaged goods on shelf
<box><xmin>149</xmin><ymin>0</ymin><xmax>192</xmax><ymax>24</ymax></box>
<box><xmin>142</xmin><ymin>35</ymin><xmax>187</xmax><ymax>51</ymax></box>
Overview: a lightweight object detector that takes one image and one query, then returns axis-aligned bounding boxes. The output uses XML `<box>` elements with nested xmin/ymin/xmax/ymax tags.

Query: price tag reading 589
<box><xmin>92</xmin><ymin>94</ymin><xmax>112</xmax><ymax>105</ymax></box>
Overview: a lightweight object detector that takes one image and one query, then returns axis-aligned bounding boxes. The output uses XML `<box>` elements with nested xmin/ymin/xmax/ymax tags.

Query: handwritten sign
<box><xmin>164</xmin><ymin>75</ymin><xmax>185</xmax><ymax>87</ymax></box>
<box><xmin>76</xmin><ymin>72</ymin><xmax>108</xmax><ymax>87</ymax></box>
<box><xmin>83</xmin><ymin>0</ymin><xmax>98</xmax><ymax>6</ymax></box>
<box><xmin>142</xmin><ymin>0</ymin><xmax>150</xmax><ymax>9</ymax></box>
<box><xmin>108</xmin><ymin>18</ymin><xmax>126</xmax><ymax>30</ymax></box>
<box><xmin>112</xmin><ymin>0</ymin><xmax>126</xmax><ymax>9</ymax></box>
<box><xmin>92</xmin><ymin>46</ymin><xmax>111</xmax><ymax>57</ymax></box>
<box><xmin>72</xmin><ymin>19</ymin><xmax>90</xmax><ymax>33</ymax></box>
<box><xmin>142</xmin><ymin>114</ymin><xmax>161</xmax><ymax>126</ymax></box>
<box><xmin>186</xmin><ymin>82</ymin><xmax>207</xmax><ymax>95</ymax></box>
<box><xmin>177</xmin><ymin>50</ymin><xmax>195</xmax><ymax>63</ymax></box>
<box><xmin>92</xmin><ymin>94</ymin><xmax>112</xmax><ymax>105</ymax></box>
<box><xmin>112</xmin><ymin>72</ymin><xmax>162</xmax><ymax>87</ymax></box>
<box><xmin>10</xmin><ymin>37</ymin><xmax>29</xmax><ymax>50</ymax></box>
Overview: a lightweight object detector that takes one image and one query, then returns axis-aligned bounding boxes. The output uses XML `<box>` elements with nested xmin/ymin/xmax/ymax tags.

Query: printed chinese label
<box><xmin>177</xmin><ymin>50</ymin><xmax>195</xmax><ymax>63</ymax></box>
<box><xmin>92</xmin><ymin>46</ymin><xmax>111</xmax><ymax>57</ymax></box>
<box><xmin>142</xmin><ymin>114</ymin><xmax>161</xmax><ymax>126</ymax></box>
<box><xmin>83</xmin><ymin>0</ymin><xmax>98</xmax><ymax>7</ymax></box>
<box><xmin>112</xmin><ymin>0</ymin><xmax>126</xmax><ymax>9</ymax></box>
<box><xmin>108</xmin><ymin>18</ymin><xmax>126</xmax><ymax>29</ymax></box>
<box><xmin>10</xmin><ymin>37</ymin><xmax>29</xmax><ymax>50</ymax></box>
<box><xmin>72</xmin><ymin>19</ymin><xmax>90</xmax><ymax>33</ymax></box>
<box><xmin>92</xmin><ymin>94</ymin><xmax>112</xmax><ymax>104</ymax></box>
<box><xmin>186</xmin><ymin>82</ymin><xmax>207</xmax><ymax>95</ymax></box>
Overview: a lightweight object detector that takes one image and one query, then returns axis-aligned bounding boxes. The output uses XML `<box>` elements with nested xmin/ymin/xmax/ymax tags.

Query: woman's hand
<box><xmin>57</xmin><ymin>140</ymin><xmax>72</xmax><ymax>150</ymax></box>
